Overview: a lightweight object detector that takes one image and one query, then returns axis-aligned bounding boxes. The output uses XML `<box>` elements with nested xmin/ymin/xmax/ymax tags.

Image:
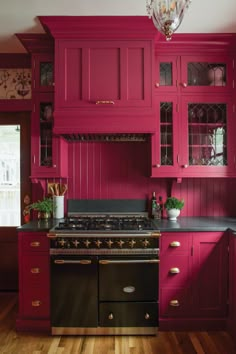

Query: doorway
<box><xmin>0</xmin><ymin>112</ymin><xmax>31</xmax><ymax>290</ymax></box>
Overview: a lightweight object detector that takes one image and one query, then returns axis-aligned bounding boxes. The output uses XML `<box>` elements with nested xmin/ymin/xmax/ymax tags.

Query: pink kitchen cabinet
<box><xmin>151</xmin><ymin>36</ymin><xmax>235</xmax><ymax>178</ymax></box>
<box><xmin>228</xmin><ymin>231</ymin><xmax>236</xmax><ymax>343</ymax></box>
<box><xmin>31</xmin><ymin>92</ymin><xmax>68</xmax><ymax>178</ymax></box>
<box><xmin>32</xmin><ymin>53</ymin><xmax>54</xmax><ymax>92</ymax></box>
<box><xmin>16</xmin><ymin>232</ymin><xmax>50</xmax><ymax>332</ymax></box>
<box><xmin>159</xmin><ymin>232</ymin><xmax>228</xmax><ymax>330</ymax></box>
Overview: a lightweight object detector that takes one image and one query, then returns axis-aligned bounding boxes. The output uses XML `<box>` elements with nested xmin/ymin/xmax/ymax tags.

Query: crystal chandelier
<box><xmin>146</xmin><ymin>0</ymin><xmax>191</xmax><ymax>41</ymax></box>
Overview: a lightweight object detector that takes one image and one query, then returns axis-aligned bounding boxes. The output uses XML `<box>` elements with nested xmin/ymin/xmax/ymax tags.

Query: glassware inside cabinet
<box><xmin>40</xmin><ymin>102</ymin><xmax>53</xmax><ymax>167</ymax></box>
<box><xmin>160</xmin><ymin>102</ymin><xmax>173</xmax><ymax>165</ymax></box>
<box><xmin>188</xmin><ymin>103</ymin><xmax>227</xmax><ymax>166</ymax></box>
<box><xmin>187</xmin><ymin>62</ymin><xmax>226</xmax><ymax>87</ymax></box>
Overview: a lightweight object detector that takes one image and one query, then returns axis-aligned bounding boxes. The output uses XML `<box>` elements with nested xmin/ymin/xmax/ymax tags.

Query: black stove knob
<box><xmin>106</xmin><ymin>239</ymin><xmax>114</xmax><ymax>248</ymax></box>
<box><xmin>84</xmin><ymin>239</ymin><xmax>91</xmax><ymax>248</ymax></box>
<box><xmin>117</xmin><ymin>239</ymin><xmax>125</xmax><ymax>248</ymax></box>
<box><xmin>129</xmin><ymin>239</ymin><xmax>136</xmax><ymax>248</ymax></box>
<box><xmin>142</xmin><ymin>239</ymin><xmax>150</xmax><ymax>248</ymax></box>
<box><xmin>95</xmin><ymin>240</ymin><xmax>102</xmax><ymax>248</ymax></box>
<box><xmin>72</xmin><ymin>240</ymin><xmax>80</xmax><ymax>248</ymax></box>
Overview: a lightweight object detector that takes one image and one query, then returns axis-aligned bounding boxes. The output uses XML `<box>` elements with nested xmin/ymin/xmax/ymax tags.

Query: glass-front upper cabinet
<box><xmin>155</xmin><ymin>55</ymin><xmax>233</xmax><ymax>93</ymax></box>
<box><xmin>154</xmin><ymin>55</ymin><xmax>178</xmax><ymax>92</ymax></box>
<box><xmin>32</xmin><ymin>53</ymin><xmax>54</xmax><ymax>92</ymax></box>
<box><xmin>151</xmin><ymin>96</ymin><xmax>180</xmax><ymax>177</ymax></box>
<box><xmin>180</xmin><ymin>96</ymin><xmax>234</xmax><ymax>177</ymax></box>
<box><xmin>180</xmin><ymin>55</ymin><xmax>233</xmax><ymax>92</ymax></box>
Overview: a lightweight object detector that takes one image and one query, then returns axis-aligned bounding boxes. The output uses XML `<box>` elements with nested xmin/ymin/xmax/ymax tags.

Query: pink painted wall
<box><xmin>67</xmin><ymin>141</ymin><xmax>236</xmax><ymax>217</ymax></box>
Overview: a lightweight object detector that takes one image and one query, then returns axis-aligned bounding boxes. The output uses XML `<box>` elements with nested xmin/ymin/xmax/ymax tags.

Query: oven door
<box><xmin>99</xmin><ymin>255</ymin><xmax>159</xmax><ymax>302</ymax></box>
<box><xmin>99</xmin><ymin>255</ymin><xmax>159</xmax><ymax>328</ymax></box>
<box><xmin>51</xmin><ymin>255</ymin><xmax>98</xmax><ymax>328</ymax></box>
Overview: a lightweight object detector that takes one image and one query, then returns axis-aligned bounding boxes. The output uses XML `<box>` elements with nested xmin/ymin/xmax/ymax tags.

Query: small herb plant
<box><xmin>164</xmin><ymin>197</ymin><xmax>184</xmax><ymax>210</ymax></box>
<box><xmin>28</xmin><ymin>197</ymin><xmax>53</xmax><ymax>214</ymax></box>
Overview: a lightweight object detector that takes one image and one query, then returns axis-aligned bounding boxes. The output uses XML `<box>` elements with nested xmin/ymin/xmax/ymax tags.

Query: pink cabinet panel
<box><xmin>17</xmin><ymin>232</ymin><xmax>50</xmax><ymax>330</ymax></box>
<box><xmin>228</xmin><ymin>232</ymin><xmax>236</xmax><ymax>342</ymax></box>
<box><xmin>159</xmin><ymin>232</ymin><xmax>228</xmax><ymax>329</ymax></box>
<box><xmin>53</xmin><ymin>39</ymin><xmax>155</xmax><ymax>134</ymax></box>
<box><xmin>192</xmin><ymin>232</ymin><xmax>228</xmax><ymax>317</ymax></box>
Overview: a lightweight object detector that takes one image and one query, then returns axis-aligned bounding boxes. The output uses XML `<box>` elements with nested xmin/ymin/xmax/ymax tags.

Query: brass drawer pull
<box><xmin>32</xmin><ymin>300</ymin><xmax>42</xmax><ymax>307</ymax></box>
<box><xmin>170</xmin><ymin>241</ymin><xmax>181</xmax><ymax>248</ymax></box>
<box><xmin>145</xmin><ymin>313</ymin><xmax>150</xmax><ymax>320</ymax></box>
<box><xmin>96</xmin><ymin>100</ymin><xmax>115</xmax><ymax>105</ymax></box>
<box><xmin>170</xmin><ymin>300</ymin><xmax>180</xmax><ymax>307</ymax></box>
<box><xmin>30</xmin><ymin>268</ymin><xmax>40</xmax><ymax>274</ymax></box>
<box><xmin>169</xmin><ymin>267</ymin><xmax>180</xmax><ymax>274</ymax></box>
<box><xmin>30</xmin><ymin>241</ymin><xmax>40</xmax><ymax>247</ymax></box>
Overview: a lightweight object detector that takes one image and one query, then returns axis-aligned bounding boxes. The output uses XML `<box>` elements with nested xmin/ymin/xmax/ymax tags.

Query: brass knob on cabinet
<box><xmin>30</xmin><ymin>241</ymin><xmax>40</xmax><ymax>247</ymax></box>
<box><xmin>155</xmin><ymin>82</ymin><xmax>160</xmax><ymax>88</ymax></box>
<box><xmin>31</xmin><ymin>300</ymin><xmax>42</xmax><ymax>307</ymax></box>
<box><xmin>169</xmin><ymin>267</ymin><xmax>180</xmax><ymax>274</ymax></box>
<box><xmin>170</xmin><ymin>241</ymin><xmax>181</xmax><ymax>248</ymax></box>
<box><xmin>145</xmin><ymin>313</ymin><xmax>150</xmax><ymax>320</ymax></box>
<box><xmin>108</xmin><ymin>313</ymin><xmax>114</xmax><ymax>320</ymax></box>
<box><xmin>182</xmin><ymin>82</ymin><xmax>187</xmax><ymax>87</ymax></box>
<box><xmin>183</xmin><ymin>164</ymin><xmax>188</xmax><ymax>168</ymax></box>
<box><xmin>30</xmin><ymin>268</ymin><xmax>40</xmax><ymax>274</ymax></box>
<box><xmin>170</xmin><ymin>300</ymin><xmax>180</xmax><ymax>307</ymax></box>
<box><xmin>155</xmin><ymin>164</ymin><xmax>161</xmax><ymax>168</ymax></box>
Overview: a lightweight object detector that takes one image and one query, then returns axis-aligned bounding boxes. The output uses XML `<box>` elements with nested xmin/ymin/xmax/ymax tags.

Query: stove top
<box><xmin>54</xmin><ymin>216</ymin><xmax>155</xmax><ymax>232</ymax></box>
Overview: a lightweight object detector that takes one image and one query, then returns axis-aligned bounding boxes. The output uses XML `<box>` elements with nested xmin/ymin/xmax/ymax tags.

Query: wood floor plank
<box><xmin>1</xmin><ymin>293</ymin><xmax>236</xmax><ymax>354</ymax></box>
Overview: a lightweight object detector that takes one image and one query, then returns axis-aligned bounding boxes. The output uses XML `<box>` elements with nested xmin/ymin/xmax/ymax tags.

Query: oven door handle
<box><xmin>99</xmin><ymin>259</ymin><xmax>159</xmax><ymax>265</ymax></box>
<box><xmin>54</xmin><ymin>259</ymin><xmax>92</xmax><ymax>265</ymax></box>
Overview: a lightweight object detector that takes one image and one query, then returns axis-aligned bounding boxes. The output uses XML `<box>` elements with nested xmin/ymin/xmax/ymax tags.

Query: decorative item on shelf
<box><xmin>146</xmin><ymin>0</ymin><xmax>191</xmax><ymax>41</ymax></box>
<box><xmin>28</xmin><ymin>197</ymin><xmax>53</xmax><ymax>220</ymax></box>
<box><xmin>164</xmin><ymin>196</ymin><xmax>184</xmax><ymax>220</ymax></box>
<box><xmin>207</xmin><ymin>66</ymin><xmax>226</xmax><ymax>86</ymax></box>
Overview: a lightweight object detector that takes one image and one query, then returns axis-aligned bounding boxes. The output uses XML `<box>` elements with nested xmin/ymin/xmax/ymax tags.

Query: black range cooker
<box><xmin>48</xmin><ymin>199</ymin><xmax>160</xmax><ymax>335</ymax></box>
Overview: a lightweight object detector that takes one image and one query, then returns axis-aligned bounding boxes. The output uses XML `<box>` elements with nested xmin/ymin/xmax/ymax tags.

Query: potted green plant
<box><xmin>28</xmin><ymin>197</ymin><xmax>53</xmax><ymax>219</ymax></box>
<box><xmin>164</xmin><ymin>196</ymin><xmax>184</xmax><ymax>221</ymax></box>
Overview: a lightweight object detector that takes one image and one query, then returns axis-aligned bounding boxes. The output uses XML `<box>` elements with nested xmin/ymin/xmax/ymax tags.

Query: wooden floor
<box><xmin>1</xmin><ymin>293</ymin><xmax>236</xmax><ymax>354</ymax></box>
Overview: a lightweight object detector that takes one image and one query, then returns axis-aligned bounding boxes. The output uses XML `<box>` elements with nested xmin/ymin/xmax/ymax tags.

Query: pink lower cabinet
<box><xmin>159</xmin><ymin>232</ymin><xmax>228</xmax><ymax>330</ymax></box>
<box><xmin>228</xmin><ymin>231</ymin><xmax>236</xmax><ymax>343</ymax></box>
<box><xmin>16</xmin><ymin>232</ymin><xmax>50</xmax><ymax>332</ymax></box>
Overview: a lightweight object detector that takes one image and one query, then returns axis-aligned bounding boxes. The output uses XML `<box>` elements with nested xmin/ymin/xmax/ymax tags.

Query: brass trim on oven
<box><xmin>99</xmin><ymin>259</ymin><xmax>159</xmax><ymax>265</ymax></box>
<box><xmin>54</xmin><ymin>259</ymin><xmax>92</xmax><ymax>265</ymax></box>
<box><xmin>151</xmin><ymin>231</ymin><xmax>161</xmax><ymax>238</ymax></box>
<box><xmin>47</xmin><ymin>233</ymin><xmax>57</xmax><ymax>239</ymax></box>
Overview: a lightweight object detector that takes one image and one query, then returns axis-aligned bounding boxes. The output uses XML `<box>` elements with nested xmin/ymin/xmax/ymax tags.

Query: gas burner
<box><xmin>55</xmin><ymin>215</ymin><xmax>154</xmax><ymax>232</ymax></box>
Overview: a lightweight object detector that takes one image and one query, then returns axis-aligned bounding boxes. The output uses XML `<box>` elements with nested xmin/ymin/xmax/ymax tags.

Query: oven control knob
<box><xmin>106</xmin><ymin>239</ymin><xmax>114</xmax><ymax>248</ymax></box>
<box><xmin>95</xmin><ymin>239</ymin><xmax>102</xmax><ymax>248</ymax></box>
<box><xmin>129</xmin><ymin>239</ymin><xmax>136</xmax><ymax>248</ymax></box>
<box><xmin>117</xmin><ymin>239</ymin><xmax>125</xmax><ymax>248</ymax></box>
<box><xmin>84</xmin><ymin>239</ymin><xmax>91</xmax><ymax>248</ymax></box>
<box><xmin>59</xmin><ymin>239</ymin><xmax>66</xmax><ymax>247</ymax></box>
<box><xmin>142</xmin><ymin>239</ymin><xmax>150</xmax><ymax>248</ymax></box>
<box><xmin>72</xmin><ymin>240</ymin><xmax>80</xmax><ymax>248</ymax></box>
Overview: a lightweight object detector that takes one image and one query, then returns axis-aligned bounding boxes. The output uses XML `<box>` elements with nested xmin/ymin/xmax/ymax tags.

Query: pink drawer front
<box><xmin>22</xmin><ymin>233</ymin><xmax>49</xmax><ymax>253</ymax></box>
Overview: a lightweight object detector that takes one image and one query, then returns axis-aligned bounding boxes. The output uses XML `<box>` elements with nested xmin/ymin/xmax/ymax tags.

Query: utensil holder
<box><xmin>53</xmin><ymin>196</ymin><xmax>64</xmax><ymax>219</ymax></box>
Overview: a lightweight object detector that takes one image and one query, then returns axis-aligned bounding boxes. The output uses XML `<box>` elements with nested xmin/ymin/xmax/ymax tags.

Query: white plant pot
<box><xmin>166</xmin><ymin>208</ymin><xmax>180</xmax><ymax>221</ymax></box>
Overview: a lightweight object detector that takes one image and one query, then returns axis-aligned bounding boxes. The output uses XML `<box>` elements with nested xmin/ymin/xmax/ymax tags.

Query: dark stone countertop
<box><xmin>152</xmin><ymin>216</ymin><xmax>236</xmax><ymax>233</ymax></box>
<box><xmin>17</xmin><ymin>216</ymin><xmax>236</xmax><ymax>233</ymax></box>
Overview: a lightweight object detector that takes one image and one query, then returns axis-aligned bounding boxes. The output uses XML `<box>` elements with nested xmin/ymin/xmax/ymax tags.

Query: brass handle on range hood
<box><xmin>96</xmin><ymin>100</ymin><xmax>115</xmax><ymax>105</ymax></box>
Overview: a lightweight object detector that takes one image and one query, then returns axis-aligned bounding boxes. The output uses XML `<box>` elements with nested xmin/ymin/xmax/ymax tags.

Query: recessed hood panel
<box><xmin>39</xmin><ymin>16</ymin><xmax>157</xmax><ymax>135</ymax></box>
<box><xmin>61</xmin><ymin>133</ymin><xmax>149</xmax><ymax>142</ymax></box>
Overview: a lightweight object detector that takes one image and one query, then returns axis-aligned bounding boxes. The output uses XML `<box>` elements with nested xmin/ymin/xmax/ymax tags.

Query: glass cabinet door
<box><xmin>39</xmin><ymin>101</ymin><xmax>53</xmax><ymax>168</ymax></box>
<box><xmin>33</xmin><ymin>54</ymin><xmax>54</xmax><ymax>92</ymax></box>
<box><xmin>181</xmin><ymin>56</ymin><xmax>232</xmax><ymax>92</ymax></box>
<box><xmin>155</xmin><ymin>56</ymin><xmax>178</xmax><ymax>92</ymax></box>
<box><xmin>188</xmin><ymin>102</ymin><xmax>227</xmax><ymax>166</ymax></box>
<box><xmin>160</xmin><ymin>102</ymin><xmax>174</xmax><ymax>166</ymax></box>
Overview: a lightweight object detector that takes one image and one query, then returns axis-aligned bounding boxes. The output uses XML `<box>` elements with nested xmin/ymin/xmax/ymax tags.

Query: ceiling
<box><xmin>1</xmin><ymin>0</ymin><xmax>236</xmax><ymax>53</ymax></box>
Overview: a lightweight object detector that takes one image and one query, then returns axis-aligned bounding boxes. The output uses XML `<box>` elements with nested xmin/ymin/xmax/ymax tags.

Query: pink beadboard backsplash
<box><xmin>65</xmin><ymin>141</ymin><xmax>236</xmax><ymax>217</ymax></box>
